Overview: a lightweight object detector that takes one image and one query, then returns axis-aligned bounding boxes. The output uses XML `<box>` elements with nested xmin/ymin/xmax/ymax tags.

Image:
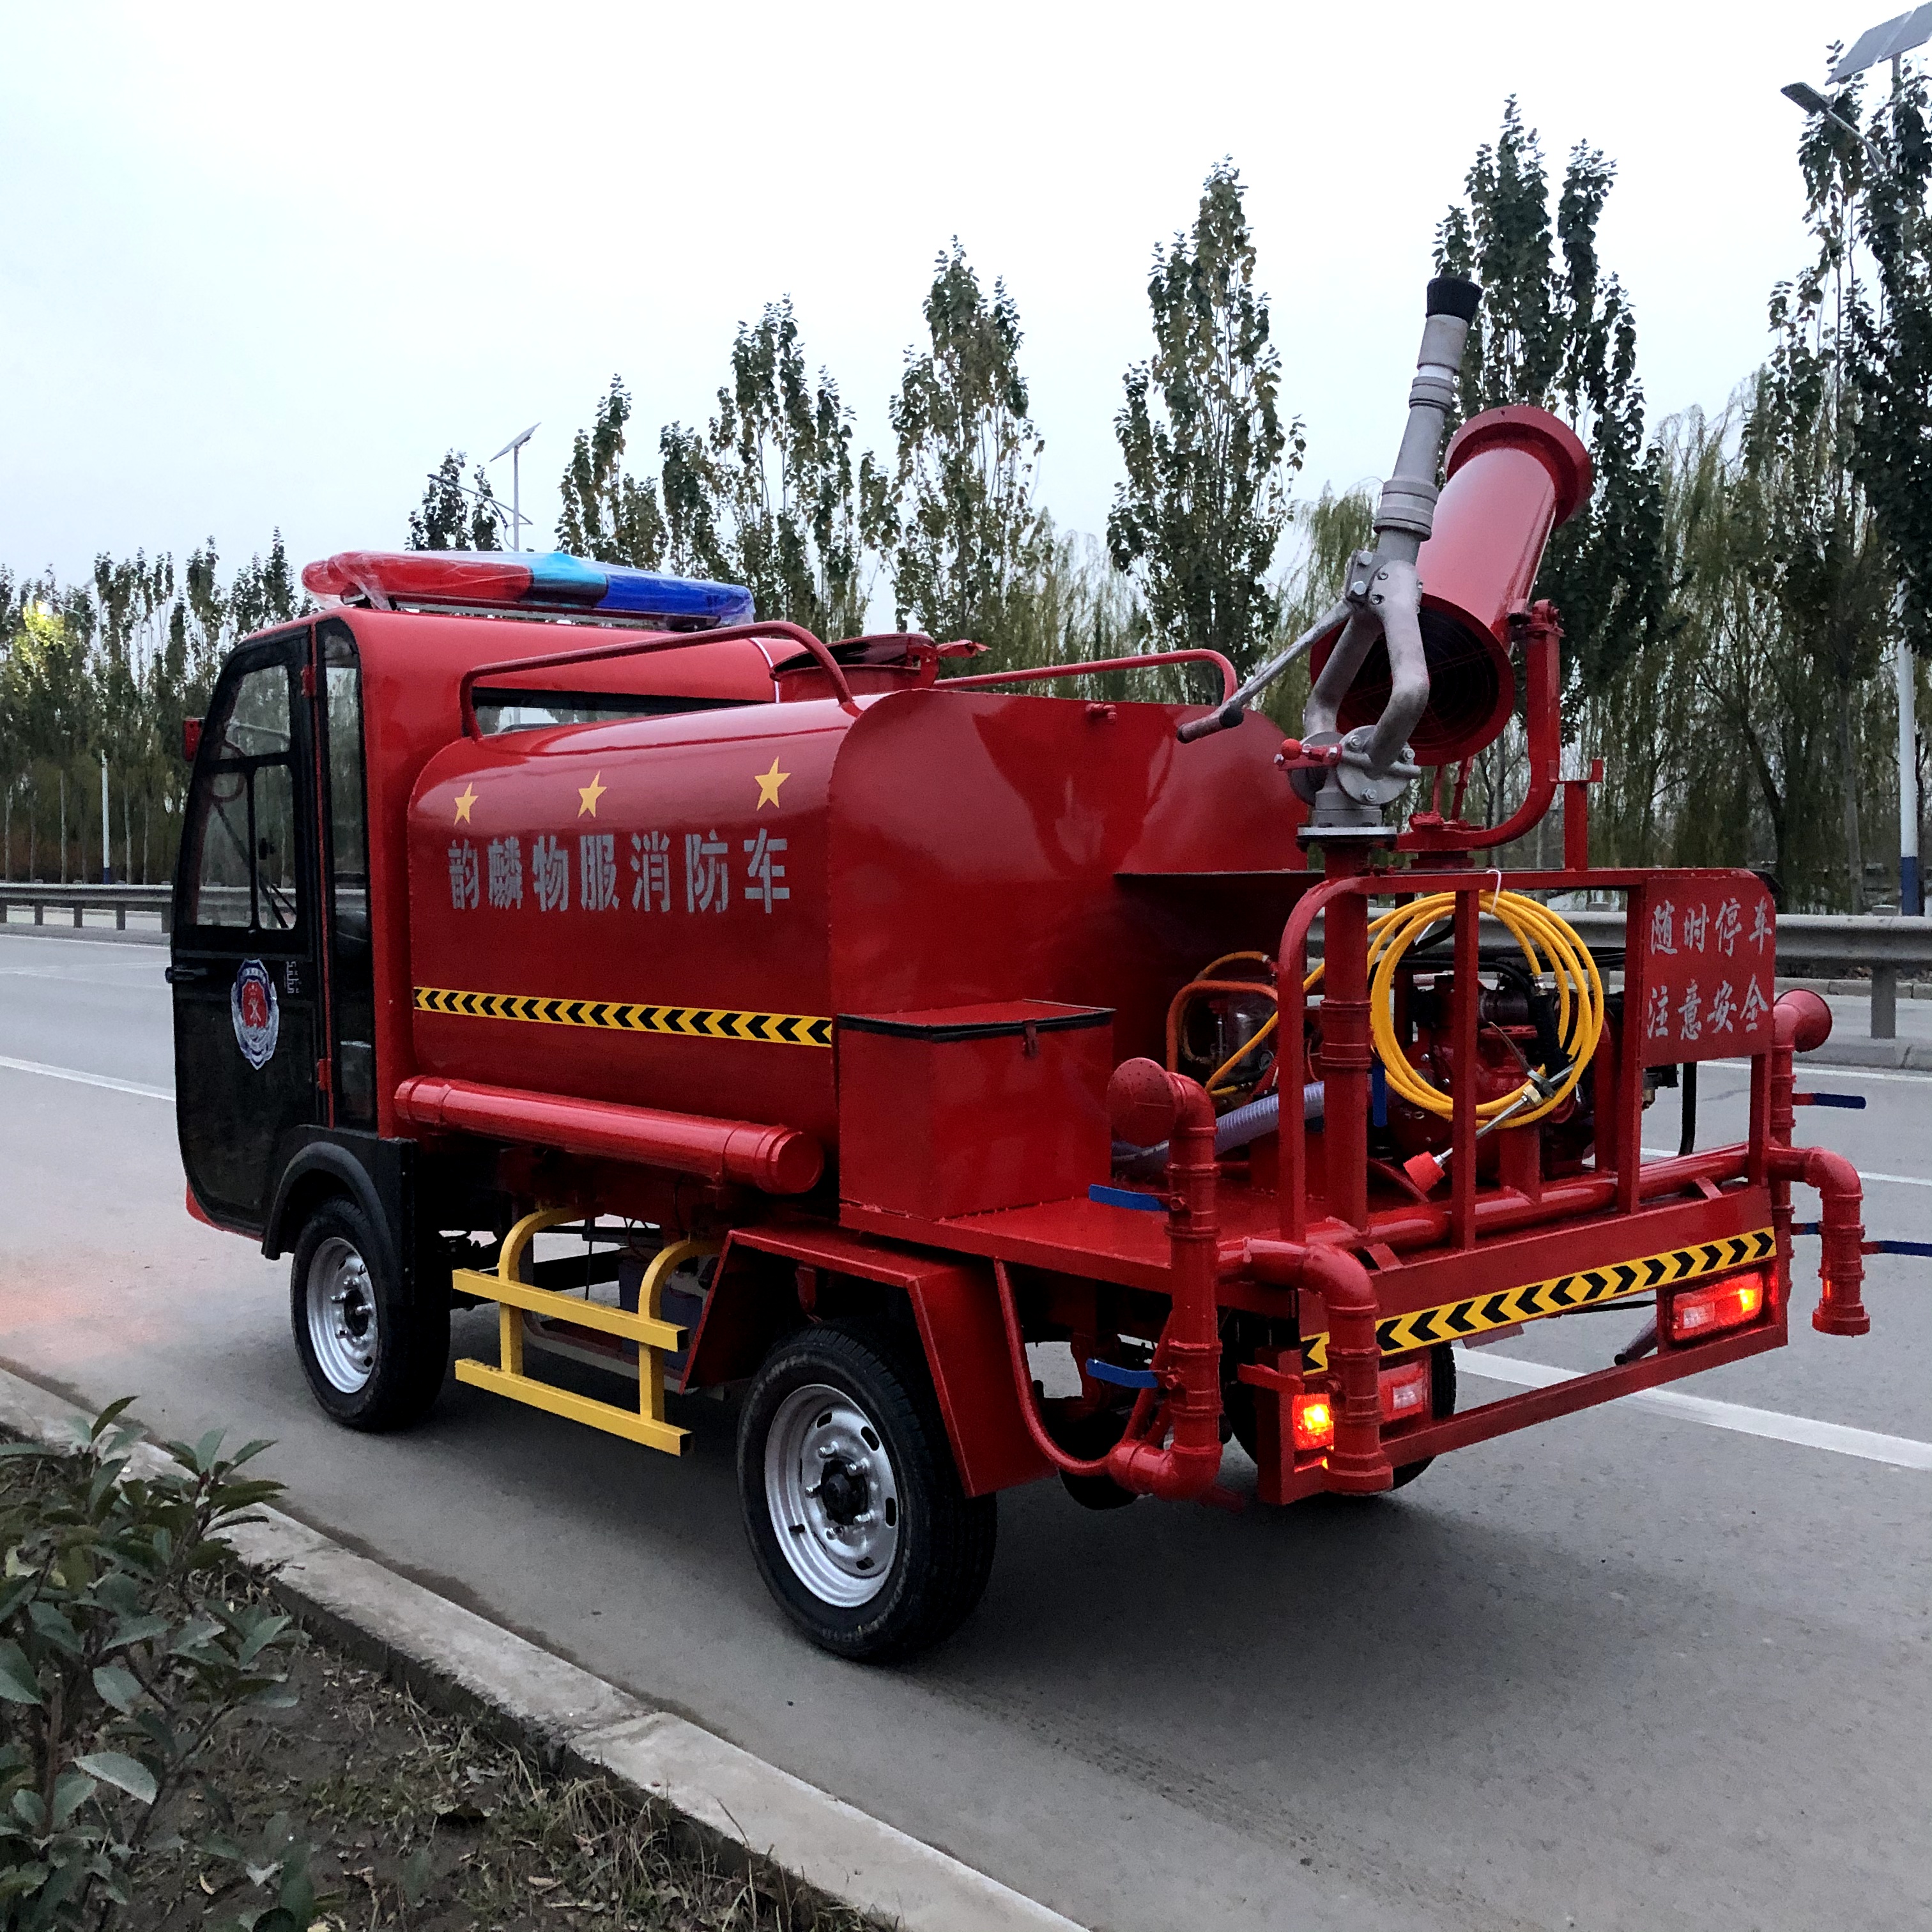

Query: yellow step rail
<box><xmin>452</xmin><ymin>1206</ymin><xmax>716</xmax><ymax>1455</ymax></box>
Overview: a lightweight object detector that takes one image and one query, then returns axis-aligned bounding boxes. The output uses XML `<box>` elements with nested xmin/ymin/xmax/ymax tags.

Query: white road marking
<box><xmin>1457</xmin><ymin>1349</ymin><xmax>1932</xmax><ymax>1470</ymax></box>
<box><xmin>1707</xmin><ymin>1058</ymin><xmax>1931</xmax><ymax>1085</ymax></box>
<box><xmin>1641</xmin><ymin>1147</ymin><xmax>1930</xmax><ymax>1189</ymax></box>
<box><xmin>0</xmin><ymin>1055</ymin><xmax>173</xmax><ymax>1101</ymax></box>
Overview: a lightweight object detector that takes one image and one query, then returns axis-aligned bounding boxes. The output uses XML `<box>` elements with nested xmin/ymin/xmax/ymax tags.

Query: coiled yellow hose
<box><xmin>1179</xmin><ymin>893</ymin><xmax>1604</xmax><ymax>1126</ymax></box>
<box><xmin>1360</xmin><ymin>890</ymin><xmax>1604</xmax><ymax>1126</ymax></box>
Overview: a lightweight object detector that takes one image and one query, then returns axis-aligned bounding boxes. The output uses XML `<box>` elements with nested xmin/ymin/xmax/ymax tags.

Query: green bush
<box><xmin>0</xmin><ymin>1400</ymin><xmax>302</xmax><ymax>1929</ymax></box>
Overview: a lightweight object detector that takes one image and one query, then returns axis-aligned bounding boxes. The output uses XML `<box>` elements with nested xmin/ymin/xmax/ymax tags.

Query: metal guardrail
<box><xmin>0</xmin><ymin>883</ymin><xmax>173</xmax><ymax>934</ymax></box>
<box><xmin>1564</xmin><ymin>908</ymin><xmax>1932</xmax><ymax>1040</ymax></box>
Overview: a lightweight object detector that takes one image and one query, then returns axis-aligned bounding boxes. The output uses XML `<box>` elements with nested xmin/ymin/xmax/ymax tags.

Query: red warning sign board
<box><xmin>1630</xmin><ymin>875</ymin><xmax>1778</xmax><ymax>1066</ymax></box>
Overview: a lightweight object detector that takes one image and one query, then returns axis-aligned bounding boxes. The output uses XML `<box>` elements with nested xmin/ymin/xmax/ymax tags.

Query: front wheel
<box><xmin>289</xmin><ymin>1196</ymin><xmax>448</xmax><ymax>1432</ymax></box>
<box><xmin>737</xmin><ymin>1323</ymin><xmax>996</xmax><ymax>1660</ymax></box>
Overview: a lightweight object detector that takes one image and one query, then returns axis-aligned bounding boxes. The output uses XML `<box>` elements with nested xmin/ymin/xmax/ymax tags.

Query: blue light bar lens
<box><xmin>591</xmin><ymin>566</ymin><xmax>754</xmax><ymax>625</ymax></box>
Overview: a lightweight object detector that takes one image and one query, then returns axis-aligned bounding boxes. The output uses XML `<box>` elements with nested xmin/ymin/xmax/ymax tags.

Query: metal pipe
<box><xmin>1769</xmin><ymin>1140</ymin><xmax>1869</xmax><ymax>1337</ymax></box>
<box><xmin>1101</xmin><ymin>1061</ymin><xmax>1226</xmax><ymax>1502</ymax></box>
<box><xmin>1238</xmin><ymin>1239</ymin><xmax>1393</xmax><ymax>1492</ymax></box>
<box><xmin>990</xmin><ymin>1260</ymin><xmax>1152</xmax><ymax>1480</ymax></box>
<box><xmin>391</xmin><ymin>1074</ymin><xmax>824</xmax><ymax>1194</ymax></box>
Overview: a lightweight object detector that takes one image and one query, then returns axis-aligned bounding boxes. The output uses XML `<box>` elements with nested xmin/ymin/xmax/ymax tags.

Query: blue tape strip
<box><xmin>1089</xmin><ymin>1183</ymin><xmax>1167</xmax><ymax>1213</ymax></box>
<box><xmin>1371</xmin><ymin>1059</ymin><xmax>1388</xmax><ymax>1129</ymax></box>
<box><xmin>1085</xmin><ymin>1358</ymin><xmax>1160</xmax><ymax>1389</ymax></box>
<box><xmin>1790</xmin><ymin>1222</ymin><xmax>1932</xmax><ymax>1257</ymax></box>
<box><xmin>1804</xmin><ymin>1092</ymin><xmax>1868</xmax><ymax>1109</ymax></box>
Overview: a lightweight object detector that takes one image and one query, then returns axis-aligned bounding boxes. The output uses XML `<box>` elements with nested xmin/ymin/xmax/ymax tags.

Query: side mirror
<box><xmin>181</xmin><ymin>717</ymin><xmax>203</xmax><ymax>762</ymax></box>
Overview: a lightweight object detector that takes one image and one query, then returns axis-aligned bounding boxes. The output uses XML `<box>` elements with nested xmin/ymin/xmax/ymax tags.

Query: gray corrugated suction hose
<box><xmin>1113</xmin><ymin>1082</ymin><xmax>1323</xmax><ymax>1176</ymax></box>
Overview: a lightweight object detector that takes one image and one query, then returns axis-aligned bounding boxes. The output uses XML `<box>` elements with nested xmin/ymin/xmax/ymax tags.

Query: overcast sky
<box><xmin>0</xmin><ymin>1</ymin><xmax>1868</xmax><ymax>593</ymax></box>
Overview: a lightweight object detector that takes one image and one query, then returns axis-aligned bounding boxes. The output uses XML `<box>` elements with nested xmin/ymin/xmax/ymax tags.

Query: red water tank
<box><xmin>405</xmin><ymin>689</ymin><xmax>1302</xmax><ymax>1175</ymax></box>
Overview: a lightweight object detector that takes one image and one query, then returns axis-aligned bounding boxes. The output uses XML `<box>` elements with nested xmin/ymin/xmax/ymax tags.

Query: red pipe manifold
<box><xmin>990</xmin><ymin>1059</ymin><xmax>1225</xmax><ymax>1501</ymax></box>
<box><xmin>1101</xmin><ymin>1061</ymin><xmax>1227</xmax><ymax>1501</ymax></box>
<box><xmin>1768</xmin><ymin>992</ymin><xmax>1870</xmax><ymax>1337</ymax></box>
<box><xmin>1237</xmin><ymin>1238</ymin><xmax>1395</xmax><ymax>1493</ymax></box>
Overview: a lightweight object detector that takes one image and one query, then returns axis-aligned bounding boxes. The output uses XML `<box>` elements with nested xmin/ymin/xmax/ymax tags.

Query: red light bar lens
<box><xmin>1379</xmin><ymin>1357</ymin><xmax>1432</xmax><ymax>1423</ymax></box>
<box><xmin>1291</xmin><ymin>1393</ymin><xmax>1335</xmax><ymax>1453</ymax></box>
<box><xmin>299</xmin><ymin>549</ymin><xmax>754</xmax><ymax>627</ymax></box>
<box><xmin>1669</xmin><ymin>1270</ymin><xmax>1767</xmax><ymax>1344</ymax></box>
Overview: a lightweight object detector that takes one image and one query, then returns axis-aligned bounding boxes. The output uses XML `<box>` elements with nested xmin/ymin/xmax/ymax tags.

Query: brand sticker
<box><xmin>231</xmin><ymin>959</ymin><xmax>280</xmax><ymax>1069</ymax></box>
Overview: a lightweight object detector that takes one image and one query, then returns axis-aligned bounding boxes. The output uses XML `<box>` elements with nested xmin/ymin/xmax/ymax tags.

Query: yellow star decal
<box><xmin>453</xmin><ymin>784</ymin><xmax>477</xmax><ymax>825</ymax></box>
<box><xmin>754</xmin><ymin>756</ymin><xmax>790</xmax><ymax>809</ymax></box>
<box><xmin>578</xmin><ymin>771</ymin><xmax>607</xmax><ymax>817</ymax></box>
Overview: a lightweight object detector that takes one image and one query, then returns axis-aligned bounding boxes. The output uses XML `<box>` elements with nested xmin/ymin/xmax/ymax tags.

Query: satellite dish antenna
<box><xmin>488</xmin><ymin>423</ymin><xmax>541</xmax><ymax>552</ymax></box>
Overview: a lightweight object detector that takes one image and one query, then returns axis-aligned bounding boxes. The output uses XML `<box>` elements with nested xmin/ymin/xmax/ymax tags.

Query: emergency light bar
<box><xmin>300</xmin><ymin>549</ymin><xmax>755</xmax><ymax>629</ymax></box>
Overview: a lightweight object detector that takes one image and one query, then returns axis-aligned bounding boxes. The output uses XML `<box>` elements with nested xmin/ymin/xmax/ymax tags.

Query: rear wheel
<box><xmin>737</xmin><ymin>1323</ymin><xmax>996</xmax><ymax>1660</ymax></box>
<box><xmin>289</xmin><ymin>1196</ymin><xmax>448</xmax><ymax>1432</ymax></box>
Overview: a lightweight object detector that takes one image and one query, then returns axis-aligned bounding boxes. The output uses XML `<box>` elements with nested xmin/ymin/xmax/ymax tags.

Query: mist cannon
<box><xmin>1178</xmin><ymin>274</ymin><xmax>1593</xmax><ymax>845</ymax></box>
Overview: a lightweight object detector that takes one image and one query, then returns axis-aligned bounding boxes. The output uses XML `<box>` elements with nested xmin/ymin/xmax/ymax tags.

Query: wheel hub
<box><xmin>765</xmin><ymin>1383</ymin><xmax>900</xmax><ymax>1608</ymax></box>
<box><xmin>306</xmin><ymin>1235</ymin><xmax>378</xmax><ymax>1395</ymax></box>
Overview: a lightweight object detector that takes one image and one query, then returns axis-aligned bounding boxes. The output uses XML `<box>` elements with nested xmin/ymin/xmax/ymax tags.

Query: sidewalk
<box><xmin>1795</xmin><ymin>990</ymin><xmax>1932</xmax><ymax>1072</ymax></box>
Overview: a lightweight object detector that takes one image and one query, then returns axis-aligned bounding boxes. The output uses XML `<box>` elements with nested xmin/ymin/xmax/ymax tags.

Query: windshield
<box><xmin>471</xmin><ymin>687</ymin><xmax>752</xmax><ymax>736</ymax></box>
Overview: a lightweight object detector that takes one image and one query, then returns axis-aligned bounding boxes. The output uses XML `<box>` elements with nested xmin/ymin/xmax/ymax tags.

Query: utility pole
<box><xmin>490</xmin><ymin>424</ymin><xmax>540</xmax><ymax>551</ymax></box>
<box><xmin>1784</xmin><ymin>3</ymin><xmax>1932</xmax><ymax>912</ymax></box>
<box><xmin>100</xmin><ymin>749</ymin><xmax>111</xmax><ymax>884</ymax></box>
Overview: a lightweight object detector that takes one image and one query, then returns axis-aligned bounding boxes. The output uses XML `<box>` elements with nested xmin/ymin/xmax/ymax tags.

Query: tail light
<box><xmin>1669</xmin><ymin>1270</ymin><xmax>1767</xmax><ymax>1344</ymax></box>
<box><xmin>1291</xmin><ymin>1392</ymin><xmax>1335</xmax><ymax>1453</ymax></box>
<box><xmin>1379</xmin><ymin>1356</ymin><xmax>1433</xmax><ymax>1423</ymax></box>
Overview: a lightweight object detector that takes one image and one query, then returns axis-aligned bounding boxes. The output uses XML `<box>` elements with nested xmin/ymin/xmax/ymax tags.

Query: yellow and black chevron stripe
<box><xmin>413</xmin><ymin>985</ymin><xmax>832</xmax><ymax>1048</ymax></box>
<box><xmin>1301</xmin><ymin>1227</ymin><xmax>1775</xmax><ymax>1369</ymax></box>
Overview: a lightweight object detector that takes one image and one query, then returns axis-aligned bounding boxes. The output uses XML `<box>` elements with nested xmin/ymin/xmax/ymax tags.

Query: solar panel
<box><xmin>1830</xmin><ymin>4</ymin><xmax>1932</xmax><ymax>82</ymax></box>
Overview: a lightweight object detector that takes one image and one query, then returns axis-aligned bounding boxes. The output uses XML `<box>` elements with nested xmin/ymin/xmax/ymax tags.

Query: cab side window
<box><xmin>186</xmin><ymin>663</ymin><xmax>302</xmax><ymax>932</ymax></box>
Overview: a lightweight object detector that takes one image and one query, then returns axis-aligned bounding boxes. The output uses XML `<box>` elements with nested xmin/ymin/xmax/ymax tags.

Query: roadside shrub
<box><xmin>0</xmin><ymin>1400</ymin><xmax>302</xmax><ymax>1929</ymax></box>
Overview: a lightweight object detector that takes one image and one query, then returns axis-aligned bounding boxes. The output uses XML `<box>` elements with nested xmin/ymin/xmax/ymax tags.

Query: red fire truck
<box><xmin>171</xmin><ymin>279</ymin><xmax>1871</xmax><ymax>1659</ymax></box>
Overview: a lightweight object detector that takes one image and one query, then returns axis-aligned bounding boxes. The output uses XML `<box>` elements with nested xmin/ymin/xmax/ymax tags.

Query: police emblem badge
<box><xmin>231</xmin><ymin>958</ymin><xmax>280</xmax><ymax>1070</ymax></box>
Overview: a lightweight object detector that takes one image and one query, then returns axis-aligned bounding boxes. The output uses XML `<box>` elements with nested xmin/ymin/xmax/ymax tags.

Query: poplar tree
<box><xmin>1108</xmin><ymin>161</ymin><xmax>1301</xmax><ymax>678</ymax></box>
<box><xmin>659</xmin><ymin>300</ymin><xmax>870</xmax><ymax>634</ymax></box>
<box><xmin>555</xmin><ymin>379</ymin><xmax>667</xmax><ymax>567</ymax></box>
<box><xmin>1436</xmin><ymin>100</ymin><xmax>1667</xmax><ymax>695</ymax></box>
<box><xmin>880</xmin><ymin>241</ymin><xmax>1045</xmax><ymax>648</ymax></box>
<box><xmin>408</xmin><ymin>452</ymin><xmax>502</xmax><ymax>551</ymax></box>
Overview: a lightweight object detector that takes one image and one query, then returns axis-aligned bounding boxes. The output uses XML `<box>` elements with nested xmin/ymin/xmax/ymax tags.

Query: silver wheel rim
<box><xmin>306</xmin><ymin>1235</ymin><xmax>378</xmax><ymax>1394</ymax></box>
<box><xmin>764</xmin><ymin>1382</ymin><xmax>900</xmax><ymax>1609</ymax></box>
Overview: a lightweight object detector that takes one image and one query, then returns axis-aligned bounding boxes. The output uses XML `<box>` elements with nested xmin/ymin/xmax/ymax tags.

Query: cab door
<box><xmin>171</xmin><ymin>630</ymin><xmax>323</xmax><ymax>1229</ymax></box>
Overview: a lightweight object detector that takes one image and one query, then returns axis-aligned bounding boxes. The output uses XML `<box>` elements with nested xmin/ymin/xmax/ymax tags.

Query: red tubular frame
<box><xmin>456</xmin><ymin>619</ymin><xmax>861</xmax><ymax>734</ymax></box>
<box><xmin>941</xmin><ymin>650</ymin><xmax>1239</xmax><ymax>702</ymax></box>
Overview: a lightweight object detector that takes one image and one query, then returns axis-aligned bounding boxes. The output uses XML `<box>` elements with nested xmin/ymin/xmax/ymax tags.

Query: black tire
<box><xmin>1387</xmin><ymin>1342</ymin><xmax>1457</xmax><ymax>1490</ymax></box>
<box><xmin>737</xmin><ymin>1322</ymin><xmax>996</xmax><ymax>1661</ymax></box>
<box><xmin>289</xmin><ymin>1195</ymin><xmax>449</xmax><ymax>1432</ymax></box>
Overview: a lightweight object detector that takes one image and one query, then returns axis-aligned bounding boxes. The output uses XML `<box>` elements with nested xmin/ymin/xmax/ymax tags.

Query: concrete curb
<box><xmin>0</xmin><ymin>1367</ymin><xmax>1081</xmax><ymax>1932</ymax></box>
<box><xmin>1799</xmin><ymin>1039</ymin><xmax>1932</xmax><ymax>1073</ymax></box>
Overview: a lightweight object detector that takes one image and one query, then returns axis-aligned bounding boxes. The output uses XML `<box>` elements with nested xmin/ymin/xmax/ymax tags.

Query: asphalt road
<box><xmin>1</xmin><ymin>926</ymin><xmax>1926</xmax><ymax>1932</ymax></box>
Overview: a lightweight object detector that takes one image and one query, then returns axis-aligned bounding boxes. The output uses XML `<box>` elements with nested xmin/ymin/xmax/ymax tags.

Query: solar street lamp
<box><xmin>1783</xmin><ymin>8</ymin><xmax>1929</xmax><ymax>913</ymax></box>
<box><xmin>489</xmin><ymin>423</ymin><xmax>540</xmax><ymax>553</ymax></box>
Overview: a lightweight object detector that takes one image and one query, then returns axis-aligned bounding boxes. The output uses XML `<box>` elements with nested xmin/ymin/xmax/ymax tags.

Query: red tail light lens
<box><xmin>1669</xmin><ymin>1270</ymin><xmax>1767</xmax><ymax>1343</ymax></box>
<box><xmin>1379</xmin><ymin>1356</ymin><xmax>1433</xmax><ymax>1423</ymax></box>
<box><xmin>1291</xmin><ymin>1393</ymin><xmax>1335</xmax><ymax>1452</ymax></box>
